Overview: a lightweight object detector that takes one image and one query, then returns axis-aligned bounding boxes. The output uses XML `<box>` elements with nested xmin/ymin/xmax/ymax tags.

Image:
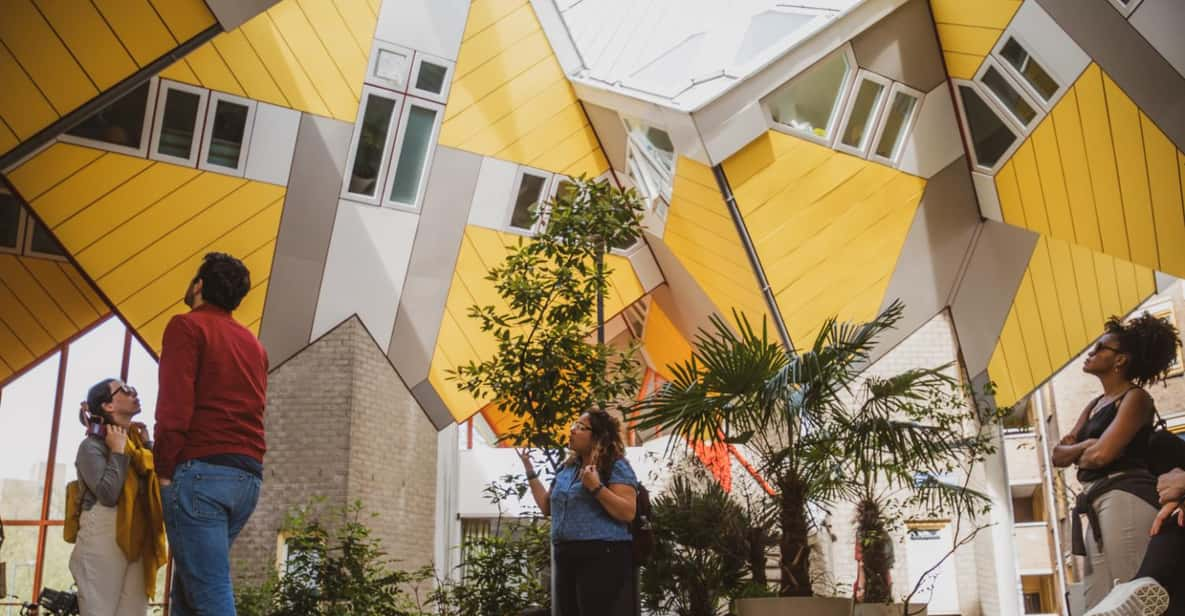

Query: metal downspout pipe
<box><xmin>710</xmin><ymin>164</ymin><xmax>794</xmax><ymax>351</ymax></box>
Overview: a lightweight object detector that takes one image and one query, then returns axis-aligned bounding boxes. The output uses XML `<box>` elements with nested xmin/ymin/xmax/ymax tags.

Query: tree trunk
<box><xmin>778</xmin><ymin>475</ymin><xmax>813</xmax><ymax>597</ymax></box>
<box><xmin>856</xmin><ymin>499</ymin><xmax>894</xmax><ymax>603</ymax></box>
<box><xmin>747</xmin><ymin>527</ymin><xmax>767</xmax><ymax>585</ymax></box>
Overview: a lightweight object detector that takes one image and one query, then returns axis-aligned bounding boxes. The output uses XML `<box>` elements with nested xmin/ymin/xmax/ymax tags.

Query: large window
<box><xmin>999</xmin><ymin>38</ymin><xmax>1059</xmax><ymax>103</ymax></box>
<box><xmin>507</xmin><ymin>169</ymin><xmax>550</xmax><ymax>234</ymax></box>
<box><xmin>151</xmin><ymin>82</ymin><xmax>208</xmax><ymax>167</ymax></box>
<box><xmin>200</xmin><ymin>93</ymin><xmax>256</xmax><ymax>176</ymax></box>
<box><xmin>0</xmin><ymin>318</ymin><xmax>169</xmax><ymax>612</ymax></box>
<box><xmin>342</xmin><ymin>44</ymin><xmax>451</xmax><ymax>211</ymax></box>
<box><xmin>871</xmin><ymin>86</ymin><xmax>921</xmax><ymax>163</ymax></box>
<box><xmin>980</xmin><ymin>62</ymin><xmax>1038</xmax><ymax>128</ymax></box>
<box><xmin>766</xmin><ymin>47</ymin><xmax>853</xmax><ymax>143</ymax></box>
<box><xmin>956</xmin><ymin>83</ymin><xmax>1020</xmax><ymax>172</ymax></box>
<box><xmin>62</xmin><ymin>81</ymin><xmax>157</xmax><ymax>157</ymax></box>
<box><xmin>837</xmin><ymin>71</ymin><xmax>888</xmax><ymax>155</ymax></box>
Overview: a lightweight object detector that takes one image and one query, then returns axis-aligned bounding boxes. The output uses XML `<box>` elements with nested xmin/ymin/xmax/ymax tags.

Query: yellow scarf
<box><xmin>117</xmin><ymin>430</ymin><xmax>167</xmax><ymax>600</ymax></box>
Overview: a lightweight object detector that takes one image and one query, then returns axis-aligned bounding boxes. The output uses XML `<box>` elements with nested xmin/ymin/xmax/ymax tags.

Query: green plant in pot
<box><xmin>832</xmin><ymin>358</ymin><xmax>997</xmax><ymax>604</ymax></box>
<box><xmin>634</xmin><ymin>302</ymin><xmax>913</xmax><ymax>596</ymax></box>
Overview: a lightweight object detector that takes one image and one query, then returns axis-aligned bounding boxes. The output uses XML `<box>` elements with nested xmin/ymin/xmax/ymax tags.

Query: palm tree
<box><xmin>834</xmin><ymin>366</ymin><xmax>995</xmax><ymax>603</ymax></box>
<box><xmin>633</xmin><ymin>301</ymin><xmax>912</xmax><ymax>597</ymax></box>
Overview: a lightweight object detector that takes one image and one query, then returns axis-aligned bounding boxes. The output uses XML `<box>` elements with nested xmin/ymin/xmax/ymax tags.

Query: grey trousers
<box><xmin>68</xmin><ymin>504</ymin><xmax>147</xmax><ymax>616</ymax></box>
<box><xmin>1083</xmin><ymin>487</ymin><xmax>1159</xmax><ymax>608</ymax></box>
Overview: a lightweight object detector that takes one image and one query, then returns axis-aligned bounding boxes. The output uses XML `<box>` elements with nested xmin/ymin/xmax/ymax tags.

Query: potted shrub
<box><xmin>635</xmin><ymin>302</ymin><xmax>914</xmax><ymax>612</ymax></box>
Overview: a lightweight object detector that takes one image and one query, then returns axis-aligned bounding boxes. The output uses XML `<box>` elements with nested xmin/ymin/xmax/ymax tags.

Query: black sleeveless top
<box><xmin>1075</xmin><ymin>388</ymin><xmax>1154</xmax><ymax>483</ymax></box>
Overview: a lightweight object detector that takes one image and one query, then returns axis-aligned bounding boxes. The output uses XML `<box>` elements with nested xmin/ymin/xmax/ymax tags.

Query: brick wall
<box><xmin>231</xmin><ymin>316</ymin><xmax>439</xmax><ymax>582</ymax></box>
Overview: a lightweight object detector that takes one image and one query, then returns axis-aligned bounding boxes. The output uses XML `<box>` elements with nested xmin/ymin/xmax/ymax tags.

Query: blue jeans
<box><xmin>161</xmin><ymin>460</ymin><xmax>261</xmax><ymax>616</ymax></box>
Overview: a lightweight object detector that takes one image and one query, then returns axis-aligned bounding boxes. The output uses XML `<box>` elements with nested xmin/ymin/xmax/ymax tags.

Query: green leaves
<box><xmin>449</xmin><ymin>177</ymin><xmax>646</xmax><ymax>466</ymax></box>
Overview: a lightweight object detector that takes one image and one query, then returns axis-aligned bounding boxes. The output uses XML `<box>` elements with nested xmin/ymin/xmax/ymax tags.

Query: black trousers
<box><xmin>554</xmin><ymin>540</ymin><xmax>635</xmax><ymax>616</ymax></box>
<box><xmin>1136</xmin><ymin>516</ymin><xmax>1185</xmax><ymax>615</ymax></box>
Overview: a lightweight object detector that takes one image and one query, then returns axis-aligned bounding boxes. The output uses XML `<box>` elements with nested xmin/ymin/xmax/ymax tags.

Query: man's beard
<box><xmin>184</xmin><ymin>284</ymin><xmax>195</xmax><ymax>308</ymax></box>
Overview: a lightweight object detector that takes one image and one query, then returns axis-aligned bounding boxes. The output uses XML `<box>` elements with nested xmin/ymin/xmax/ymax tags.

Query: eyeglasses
<box><xmin>571</xmin><ymin>422</ymin><xmax>591</xmax><ymax>432</ymax></box>
<box><xmin>1091</xmin><ymin>342</ymin><xmax>1122</xmax><ymax>356</ymax></box>
<box><xmin>107</xmin><ymin>384</ymin><xmax>137</xmax><ymax>401</ymax></box>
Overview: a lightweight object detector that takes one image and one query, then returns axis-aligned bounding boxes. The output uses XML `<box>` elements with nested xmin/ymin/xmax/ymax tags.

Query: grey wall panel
<box><xmin>850</xmin><ymin>0</ymin><xmax>947</xmax><ymax>93</ymax></box>
<box><xmin>1130</xmin><ymin>0</ymin><xmax>1185</xmax><ymax>80</ymax></box>
<box><xmin>258</xmin><ymin>114</ymin><xmax>354</xmax><ymax>367</ymax></box>
<box><xmin>875</xmin><ymin>157</ymin><xmax>982</xmax><ymax>360</ymax></box>
<box><xmin>950</xmin><ymin>221</ymin><xmax>1039</xmax><ymax>378</ymax></box>
<box><xmin>644</xmin><ymin>232</ymin><xmax>724</xmax><ymax>343</ymax></box>
<box><xmin>1037</xmin><ymin>0</ymin><xmax>1185</xmax><ymax>151</ymax></box>
<box><xmin>388</xmin><ymin>146</ymin><xmax>482</xmax><ymax>384</ymax></box>
<box><xmin>582</xmin><ymin>102</ymin><xmax>627</xmax><ymax>173</ymax></box>
<box><xmin>413</xmin><ymin>379</ymin><xmax>459</xmax><ymax>431</ymax></box>
<box><xmin>205</xmin><ymin>0</ymin><xmax>280</xmax><ymax>31</ymax></box>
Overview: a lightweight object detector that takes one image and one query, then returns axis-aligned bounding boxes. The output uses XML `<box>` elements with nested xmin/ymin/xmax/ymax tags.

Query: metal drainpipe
<box><xmin>710</xmin><ymin>164</ymin><xmax>794</xmax><ymax>351</ymax></box>
<box><xmin>1035</xmin><ymin>386</ymin><xmax>1071</xmax><ymax>615</ymax></box>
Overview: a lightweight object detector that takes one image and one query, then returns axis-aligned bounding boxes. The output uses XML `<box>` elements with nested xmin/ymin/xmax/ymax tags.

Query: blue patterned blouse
<box><xmin>550</xmin><ymin>457</ymin><xmax>637</xmax><ymax>544</ymax></box>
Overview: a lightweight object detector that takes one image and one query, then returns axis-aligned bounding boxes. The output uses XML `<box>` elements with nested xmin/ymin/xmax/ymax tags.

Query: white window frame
<box><xmin>834</xmin><ymin>69</ymin><xmax>891</xmax><ymax>158</ymax></box>
<box><xmin>952</xmin><ymin>79</ymin><xmax>1023</xmax><ymax>174</ymax></box>
<box><xmin>408</xmin><ymin>53</ymin><xmax>454</xmax><ymax>104</ymax></box>
<box><xmin>198</xmin><ymin>92</ymin><xmax>257</xmax><ymax>177</ymax></box>
<box><xmin>59</xmin><ymin>78</ymin><xmax>160</xmax><ymax>158</ymax></box>
<box><xmin>621</xmin><ymin>117</ymin><xmax>676</xmax><ymax>186</ymax></box>
<box><xmin>149</xmin><ymin>80</ymin><xmax>209</xmax><ymax>167</ymax></box>
<box><xmin>763</xmin><ymin>45</ymin><xmax>858</xmax><ymax>147</ymax></box>
<box><xmin>869</xmin><ymin>82</ymin><xmax>924</xmax><ymax>166</ymax></box>
<box><xmin>624</xmin><ymin>132</ymin><xmax>674</xmax><ymax>202</ymax></box>
<box><xmin>0</xmin><ymin>193</ymin><xmax>25</xmax><ymax>255</ymax></box>
<box><xmin>974</xmin><ymin>57</ymin><xmax>1042</xmax><ymax>135</ymax></box>
<box><xmin>340</xmin><ymin>86</ymin><xmax>404</xmax><ymax>206</ymax></box>
<box><xmin>504</xmin><ymin>166</ymin><xmax>553</xmax><ymax>237</ymax></box>
<box><xmin>990</xmin><ymin>33</ymin><xmax>1067</xmax><ymax>110</ymax></box>
<box><xmin>1106</xmin><ymin>0</ymin><xmax>1144</xmax><ymax>17</ymax></box>
<box><xmin>368</xmin><ymin>41</ymin><xmax>415</xmax><ymax>92</ymax></box>
<box><xmin>381</xmin><ymin>98</ymin><xmax>444</xmax><ymax>212</ymax></box>
<box><xmin>23</xmin><ymin>218</ymin><xmax>66</xmax><ymax>261</ymax></box>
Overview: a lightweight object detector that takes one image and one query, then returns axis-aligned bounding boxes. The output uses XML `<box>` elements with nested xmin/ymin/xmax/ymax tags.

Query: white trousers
<box><xmin>1082</xmin><ymin>487</ymin><xmax>1158</xmax><ymax>609</ymax></box>
<box><xmin>68</xmin><ymin>504</ymin><xmax>147</xmax><ymax>616</ymax></box>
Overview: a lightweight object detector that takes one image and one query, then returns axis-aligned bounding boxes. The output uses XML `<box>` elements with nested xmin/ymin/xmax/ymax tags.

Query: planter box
<box><xmin>735</xmin><ymin>596</ymin><xmax>853</xmax><ymax>616</ymax></box>
<box><xmin>853</xmin><ymin>603</ymin><xmax>927</xmax><ymax>616</ymax></box>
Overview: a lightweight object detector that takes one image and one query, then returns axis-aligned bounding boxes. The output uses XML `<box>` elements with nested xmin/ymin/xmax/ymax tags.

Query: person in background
<box><xmin>69</xmin><ymin>378</ymin><xmax>166</xmax><ymax>616</ymax></box>
<box><xmin>518</xmin><ymin>409</ymin><xmax>638</xmax><ymax>616</ymax></box>
<box><xmin>1053</xmin><ymin>312</ymin><xmax>1181</xmax><ymax>609</ymax></box>
<box><xmin>155</xmin><ymin>252</ymin><xmax>268</xmax><ymax>616</ymax></box>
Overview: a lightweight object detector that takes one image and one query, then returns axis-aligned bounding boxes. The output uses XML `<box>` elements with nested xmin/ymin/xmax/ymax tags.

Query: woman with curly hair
<box><xmin>518</xmin><ymin>409</ymin><xmax>638</xmax><ymax>616</ymax></box>
<box><xmin>1052</xmin><ymin>312</ymin><xmax>1182</xmax><ymax>610</ymax></box>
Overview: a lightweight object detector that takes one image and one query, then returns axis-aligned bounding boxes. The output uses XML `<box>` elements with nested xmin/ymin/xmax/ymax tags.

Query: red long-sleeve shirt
<box><xmin>153</xmin><ymin>304</ymin><xmax>268</xmax><ymax>480</ymax></box>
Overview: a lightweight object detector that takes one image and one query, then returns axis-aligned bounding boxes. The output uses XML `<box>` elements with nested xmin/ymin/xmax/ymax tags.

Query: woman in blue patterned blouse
<box><xmin>519</xmin><ymin>409</ymin><xmax>638</xmax><ymax>615</ymax></box>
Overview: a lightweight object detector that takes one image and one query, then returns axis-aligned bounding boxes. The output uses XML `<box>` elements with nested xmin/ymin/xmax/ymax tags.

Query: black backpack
<box><xmin>631</xmin><ymin>483</ymin><xmax>654</xmax><ymax>565</ymax></box>
<box><xmin>1148</xmin><ymin>410</ymin><xmax>1185</xmax><ymax>476</ymax></box>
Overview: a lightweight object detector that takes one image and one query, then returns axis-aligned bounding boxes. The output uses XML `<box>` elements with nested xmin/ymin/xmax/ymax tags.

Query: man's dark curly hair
<box><xmin>196</xmin><ymin>252</ymin><xmax>251</xmax><ymax>311</ymax></box>
<box><xmin>1104</xmin><ymin>312</ymin><xmax>1182</xmax><ymax>387</ymax></box>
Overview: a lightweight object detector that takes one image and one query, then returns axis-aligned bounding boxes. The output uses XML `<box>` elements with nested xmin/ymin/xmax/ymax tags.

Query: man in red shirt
<box><xmin>155</xmin><ymin>252</ymin><xmax>268</xmax><ymax>616</ymax></box>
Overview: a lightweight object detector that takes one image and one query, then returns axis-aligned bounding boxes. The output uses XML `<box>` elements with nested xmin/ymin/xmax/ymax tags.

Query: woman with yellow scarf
<box><xmin>67</xmin><ymin>378</ymin><xmax>167</xmax><ymax>616</ymax></box>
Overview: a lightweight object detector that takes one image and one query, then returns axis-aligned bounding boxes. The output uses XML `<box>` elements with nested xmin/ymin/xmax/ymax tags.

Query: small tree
<box><xmin>635</xmin><ymin>303</ymin><xmax>914</xmax><ymax>596</ymax></box>
<box><xmin>835</xmin><ymin>368</ymin><xmax>999</xmax><ymax>604</ymax></box>
<box><xmin>451</xmin><ymin>177</ymin><xmax>646</xmax><ymax>469</ymax></box>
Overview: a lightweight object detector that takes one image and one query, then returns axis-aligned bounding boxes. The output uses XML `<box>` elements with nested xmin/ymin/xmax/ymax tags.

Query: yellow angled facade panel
<box><xmin>91</xmin><ymin>0</ymin><xmax>178</xmax><ymax>66</ymax></box>
<box><xmin>930</xmin><ymin>0</ymin><xmax>1021</xmax><ymax>29</ymax></box>
<box><xmin>1070</xmin><ymin>243</ymin><xmax>1104</xmax><ymax>333</ymax></box>
<box><xmin>240</xmin><ymin>13</ymin><xmax>333</xmax><ymax>118</ymax></box>
<box><xmin>33</xmin><ymin>0</ymin><xmax>137</xmax><ymax>91</ymax></box>
<box><xmin>943</xmin><ymin>52</ymin><xmax>983</xmax><ymax>80</ymax></box>
<box><xmin>212</xmin><ymin>31</ymin><xmax>290</xmax><ymax>107</ymax></box>
<box><xmin>0</xmin><ymin>120</ymin><xmax>18</xmax><ymax>154</ymax></box>
<box><xmin>1031</xmin><ymin>121</ymin><xmax>1074</xmax><ymax>242</ymax></box>
<box><xmin>1102</xmin><ymin>75</ymin><xmax>1158</xmax><ymax>272</ymax></box>
<box><xmin>7</xmin><ymin>143</ymin><xmax>104</xmax><ymax>201</ymax></box>
<box><xmin>1050</xmin><ymin>91</ymin><xmax>1104</xmax><ymax>253</ymax></box>
<box><xmin>34</xmin><ymin>154</ymin><xmax>154</xmax><ymax>228</ymax></box>
<box><xmin>1076</xmin><ymin>65</ymin><xmax>1130</xmax><ymax>260</ymax></box>
<box><xmin>184</xmin><ymin>44</ymin><xmax>248</xmax><ymax>97</ymax></box>
<box><xmin>234</xmin><ymin>279</ymin><xmax>272</xmax><ymax>333</ymax></box>
<box><xmin>1143</xmin><ymin>116</ymin><xmax>1185</xmax><ymax>277</ymax></box>
<box><xmin>19</xmin><ymin>259</ymin><xmax>100</xmax><ymax>329</ymax></box>
<box><xmin>643</xmin><ymin>301</ymin><xmax>693</xmax><ymax>382</ymax></box>
<box><xmin>148</xmin><ymin>0</ymin><xmax>217</xmax><ymax>43</ymax></box>
<box><xmin>1045</xmin><ymin>238</ymin><xmax>1087</xmax><ymax>355</ymax></box>
<box><xmin>332</xmin><ymin>0</ymin><xmax>377</xmax><ymax>54</ymax></box>
<box><xmin>465</xmin><ymin>0</ymin><xmax>530</xmax><ymax>42</ymax></box>
<box><xmin>295</xmin><ymin>0</ymin><xmax>369</xmax><ymax>89</ymax></box>
<box><xmin>0</xmin><ymin>256</ymin><xmax>76</xmax><ymax>341</ymax></box>
<box><xmin>1092</xmin><ymin>251</ymin><xmax>1122</xmax><ymax>323</ymax></box>
<box><xmin>0</xmin><ymin>0</ymin><xmax>98</xmax><ymax>115</ymax></box>
<box><xmin>77</xmin><ymin>172</ymin><xmax>246</xmax><ymax>278</ymax></box>
<box><xmin>0</xmin><ymin>45</ymin><xmax>60</xmax><ymax>141</ymax></box>
<box><xmin>935</xmin><ymin>23</ymin><xmax>1001</xmax><ymax>57</ymax></box>
<box><xmin>987</xmin><ymin>346</ymin><xmax>1016</xmax><ymax>410</ymax></box>
<box><xmin>159</xmin><ymin>59</ymin><xmax>202</xmax><ymax>86</ymax></box>
<box><xmin>1114</xmin><ymin>259</ymin><xmax>1140</xmax><ymax>312</ymax></box>
<box><xmin>1010</xmin><ymin>142</ymin><xmax>1051</xmax><ymax>236</ymax></box>
<box><xmin>454</xmin><ymin>3</ymin><xmax>540</xmax><ymax>80</ymax></box>
<box><xmin>0</xmin><ymin>316</ymin><xmax>34</xmax><ymax>376</ymax></box>
<box><xmin>0</xmin><ymin>278</ymin><xmax>55</xmax><ymax>357</ymax></box>
<box><xmin>267</xmin><ymin>1</ymin><xmax>359</xmax><ymax>120</ymax></box>
<box><xmin>561</xmin><ymin>150</ymin><xmax>610</xmax><ymax>179</ymax></box>
<box><xmin>1026</xmin><ymin>240</ymin><xmax>1070</xmax><ymax>367</ymax></box>
<box><xmin>55</xmin><ymin>163</ymin><xmax>201</xmax><ymax>253</ymax></box>
<box><xmin>1013</xmin><ymin>272</ymin><xmax>1052</xmax><ymax>381</ymax></box>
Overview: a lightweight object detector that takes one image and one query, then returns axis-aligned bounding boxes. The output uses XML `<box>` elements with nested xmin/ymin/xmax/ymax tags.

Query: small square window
<box><xmin>980</xmin><ymin>64</ymin><xmax>1037</xmax><ymax>127</ymax></box>
<box><xmin>26</xmin><ymin>218</ymin><xmax>64</xmax><ymax>258</ymax></box>
<box><xmin>200</xmin><ymin>94</ymin><xmax>255</xmax><ymax>175</ymax></box>
<box><xmin>375</xmin><ymin>48</ymin><xmax>411</xmax><ymax>89</ymax></box>
<box><xmin>872</xmin><ymin>87</ymin><xmax>920</xmax><ymax>163</ymax></box>
<box><xmin>999</xmin><ymin>38</ymin><xmax>1059</xmax><ymax>103</ymax></box>
<box><xmin>837</xmin><ymin>72</ymin><xmax>888</xmax><ymax>155</ymax></box>
<box><xmin>415</xmin><ymin>62</ymin><xmax>448</xmax><ymax>95</ymax></box>
<box><xmin>151</xmin><ymin>82</ymin><xmax>207</xmax><ymax>166</ymax></box>
<box><xmin>957</xmin><ymin>84</ymin><xmax>1019</xmax><ymax>171</ymax></box>
<box><xmin>64</xmin><ymin>80</ymin><xmax>155</xmax><ymax>155</ymax></box>
<box><xmin>766</xmin><ymin>47</ymin><xmax>854</xmax><ymax>143</ymax></box>
<box><xmin>508</xmin><ymin>171</ymin><xmax>550</xmax><ymax>233</ymax></box>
